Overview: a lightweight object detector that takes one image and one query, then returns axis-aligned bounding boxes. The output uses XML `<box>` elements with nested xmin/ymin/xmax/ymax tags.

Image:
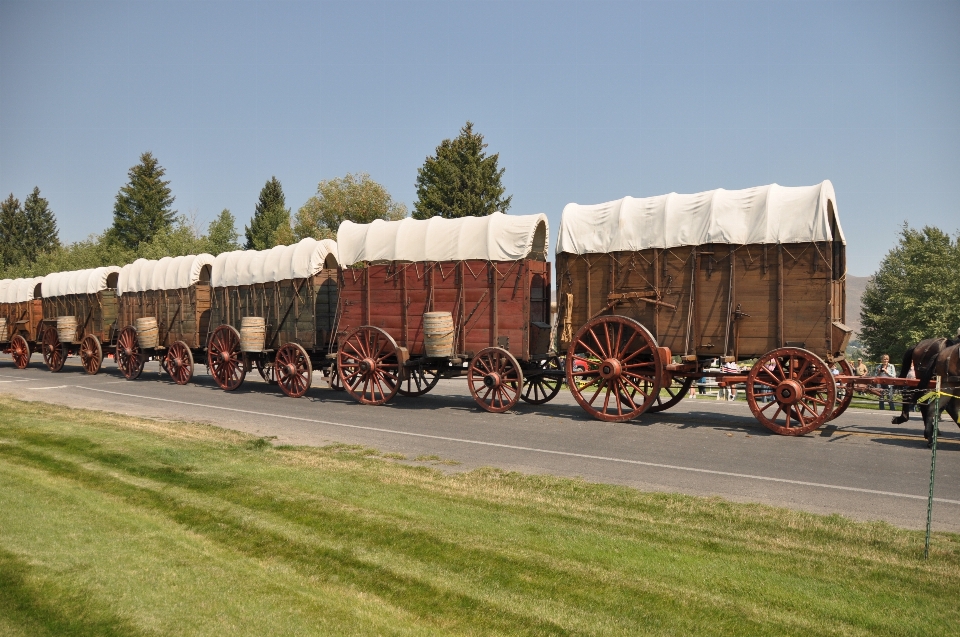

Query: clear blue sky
<box><xmin>1</xmin><ymin>0</ymin><xmax>958</xmax><ymax>276</ymax></box>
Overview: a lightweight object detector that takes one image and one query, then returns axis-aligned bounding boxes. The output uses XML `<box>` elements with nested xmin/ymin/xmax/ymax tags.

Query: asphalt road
<box><xmin>2</xmin><ymin>355</ymin><xmax>958</xmax><ymax>532</ymax></box>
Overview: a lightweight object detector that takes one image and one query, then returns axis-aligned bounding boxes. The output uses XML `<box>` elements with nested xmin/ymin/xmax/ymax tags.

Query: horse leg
<box><xmin>921</xmin><ymin>402</ymin><xmax>934</xmax><ymax>445</ymax></box>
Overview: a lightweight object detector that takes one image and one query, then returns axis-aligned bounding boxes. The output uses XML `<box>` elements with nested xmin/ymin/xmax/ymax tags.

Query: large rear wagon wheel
<box><xmin>565</xmin><ymin>316</ymin><xmax>663</xmax><ymax>422</ymax></box>
<box><xmin>10</xmin><ymin>334</ymin><xmax>31</xmax><ymax>369</ymax></box>
<box><xmin>165</xmin><ymin>340</ymin><xmax>194</xmax><ymax>385</ymax></box>
<box><xmin>276</xmin><ymin>343</ymin><xmax>312</xmax><ymax>398</ymax></box>
<box><xmin>468</xmin><ymin>347</ymin><xmax>523</xmax><ymax>413</ymax></box>
<box><xmin>208</xmin><ymin>325</ymin><xmax>246</xmax><ymax>391</ymax></box>
<box><xmin>746</xmin><ymin>347</ymin><xmax>836</xmax><ymax>436</ymax></box>
<box><xmin>42</xmin><ymin>327</ymin><xmax>66</xmax><ymax>372</ymax></box>
<box><xmin>116</xmin><ymin>326</ymin><xmax>144</xmax><ymax>380</ymax></box>
<box><xmin>520</xmin><ymin>356</ymin><xmax>563</xmax><ymax>405</ymax></box>
<box><xmin>338</xmin><ymin>326</ymin><xmax>400</xmax><ymax>405</ymax></box>
<box><xmin>79</xmin><ymin>334</ymin><xmax>102</xmax><ymax>375</ymax></box>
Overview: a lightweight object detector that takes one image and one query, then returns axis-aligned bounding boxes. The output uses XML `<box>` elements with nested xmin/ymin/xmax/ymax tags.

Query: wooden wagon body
<box><xmin>206</xmin><ymin>238</ymin><xmax>340</xmax><ymax>396</ymax></box>
<box><xmin>109</xmin><ymin>254</ymin><xmax>216</xmax><ymax>381</ymax></box>
<box><xmin>557</xmin><ymin>181</ymin><xmax>852</xmax><ymax>434</ymax></box>
<box><xmin>334</xmin><ymin>212</ymin><xmax>558</xmax><ymax>411</ymax></box>
<box><xmin>0</xmin><ymin>277</ymin><xmax>45</xmax><ymax>368</ymax></box>
<box><xmin>39</xmin><ymin>266</ymin><xmax>121</xmax><ymax>372</ymax></box>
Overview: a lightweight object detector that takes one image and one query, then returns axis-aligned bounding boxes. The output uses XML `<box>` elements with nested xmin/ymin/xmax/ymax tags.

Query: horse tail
<box><xmin>899</xmin><ymin>347</ymin><xmax>914</xmax><ymax>379</ymax></box>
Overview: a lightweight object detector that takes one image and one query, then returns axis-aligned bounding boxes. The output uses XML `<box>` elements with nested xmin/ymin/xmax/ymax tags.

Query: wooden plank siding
<box><xmin>336</xmin><ymin>259</ymin><xmax>552</xmax><ymax>361</ymax></box>
<box><xmin>556</xmin><ymin>241</ymin><xmax>846</xmax><ymax>362</ymax></box>
<box><xmin>117</xmin><ymin>285</ymin><xmax>211</xmax><ymax>349</ymax></box>
<box><xmin>0</xmin><ymin>298</ymin><xmax>44</xmax><ymax>342</ymax></box>
<box><xmin>41</xmin><ymin>290</ymin><xmax>119</xmax><ymax>344</ymax></box>
<box><xmin>207</xmin><ymin>268</ymin><xmax>339</xmax><ymax>355</ymax></box>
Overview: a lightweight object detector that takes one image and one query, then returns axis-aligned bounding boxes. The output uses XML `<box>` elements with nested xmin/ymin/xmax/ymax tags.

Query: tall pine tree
<box><xmin>0</xmin><ymin>194</ymin><xmax>28</xmax><ymax>267</ymax></box>
<box><xmin>413</xmin><ymin>121</ymin><xmax>511</xmax><ymax>219</ymax></box>
<box><xmin>111</xmin><ymin>152</ymin><xmax>176</xmax><ymax>250</ymax></box>
<box><xmin>23</xmin><ymin>187</ymin><xmax>60</xmax><ymax>261</ymax></box>
<box><xmin>245</xmin><ymin>176</ymin><xmax>293</xmax><ymax>250</ymax></box>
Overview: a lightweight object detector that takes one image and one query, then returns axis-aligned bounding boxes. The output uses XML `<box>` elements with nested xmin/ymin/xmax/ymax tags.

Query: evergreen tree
<box><xmin>0</xmin><ymin>194</ymin><xmax>28</xmax><ymax>267</ymax></box>
<box><xmin>413</xmin><ymin>121</ymin><xmax>511</xmax><ymax>219</ymax></box>
<box><xmin>110</xmin><ymin>152</ymin><xmax>176</xmax><ymax>250</ymax></box>
<box><xmin>22</xmin><ymin>186</ymin><xmax>60</xmax><ymax>261</ymax></box>
<box><xmin>207</xmin><ymin>209</ymin><xmax>241</xmax><ymax>255</ymax></box>
<box><xmin>295</xmin><ymin>173</ymin><xmax>407</xmax><ymax>240</ymax></box>
<box><xmin>859</xmin><ymin>224</ymin><xmax>960</xmax><ymax>362</ymax></box>
<box><xmin>245</xmin><ymin>176</ymin><xmax>293</xmax><ymax>250</ymax></box>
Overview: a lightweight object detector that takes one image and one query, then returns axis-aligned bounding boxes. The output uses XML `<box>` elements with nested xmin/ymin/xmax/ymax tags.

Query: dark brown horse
<box><xmin>892</xmin><ymin>336</ymin><xmax>960</xmax><ymax>444</ymax></box>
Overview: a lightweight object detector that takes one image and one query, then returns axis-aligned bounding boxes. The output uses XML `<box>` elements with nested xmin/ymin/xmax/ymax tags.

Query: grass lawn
<box><xmin>1</xmin><ymin>397</ymin><xmax>958</xmax><ymax>636</ymax></box>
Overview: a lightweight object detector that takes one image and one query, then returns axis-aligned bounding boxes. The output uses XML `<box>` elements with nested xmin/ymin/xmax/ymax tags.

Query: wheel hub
<box><xmin>775</xmin><ymin>379</ymin><xmax>805</xmax><ymax>405</ymax></box>
<box><xmin>285</xmin><ymin>363</ymin><xmax>297</xmax><ymax>376</ymax></box>
<box><xmin>599</xmin><ymin>358</ymin><xmax>622</xmax><ymax>380</ymax></box>
<box><xmin>359</xmin><ymin>358</ymin><xmax>376</xmax><ymax>374</ymax></box>
<box><xmin>483</xmin><ymin>372</ymin><xmax>502</xmax><ymax>389</ymax></box>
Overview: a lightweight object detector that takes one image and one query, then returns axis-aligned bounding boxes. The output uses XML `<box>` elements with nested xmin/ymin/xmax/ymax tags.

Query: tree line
<box><xmin>0</xmin><ymin>121</ymin><xmax>509</xmax><ymax>280</ymax></box>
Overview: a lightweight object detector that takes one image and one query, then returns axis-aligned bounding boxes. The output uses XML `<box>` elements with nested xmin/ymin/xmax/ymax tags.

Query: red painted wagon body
<box><xmin>334</xmin><ymin>213</ymin><xmax>557</xmax><ymax>410</ymax></box>
<box><xmin>0</xmin><ymin>277</ymin><xmax>45</xmax><ymax>368</ymax></box>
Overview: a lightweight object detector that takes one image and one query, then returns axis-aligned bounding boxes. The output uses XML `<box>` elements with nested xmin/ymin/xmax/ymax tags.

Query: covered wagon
<box><xmin>206</xmin><ymin>238</ymin><xmax>340</xmax><ymax>396</ymax></box>
<box><xmin>335</xmin><ymin>212</ymin><xmax>556</xmax><ymax>411</ymax></box>
<box><xmin>556</xmin><ymin>181</ymin><xmax>850</xmax><ymax>433</ymax></box>
<box><xmin>0</xmin><ymin>277</ymin><xmax>45</xmax><ymax>368</ymax></box>
<box><xmin>113</xmin><ymin>253</ymin><xmax>215</xmax><ymax>381</ymax></box>
<box><xmin>39</xmin><ymin>266</ymin><xmax>121</xmax><ymax>372</ymax></box>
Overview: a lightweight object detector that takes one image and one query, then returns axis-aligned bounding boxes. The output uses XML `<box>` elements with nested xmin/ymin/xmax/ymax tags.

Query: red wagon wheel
<box><xmin>827</xmin><ymin>359</ymin><xmax>854</xmax><ymax>422</ymax></box>
<box><xmin>338</xmin><ymin>326</ymin><xmax>400</xmax><ymax>405</ymax></box>
<box><xmin>646</xmin><ymin>376</ymin><xmax>695</xmax><ymax>413</ymax></box>
<box><xmin>520</xmin><ymin>355</ymin><xmax>563</xmax><ymax>405</ymax></box>
<box><xmin>207</xmin><ymin>325</ymin><xmax>246</xmax><ymax>391</ymax></box>
<box><xmin>397</xmin><ymin>364</ymin><xmax>442</xmax><ymax>397</ymax></box>
<box><xmin>165</xmin><ymin>340</ymin><xmax>194</xmax><ymax>385</ymax></box>
<box><xmin>10</xmin><ymin>334</ymin><xmax>31</xmax><ymax>369</ymax></box>
<box><xmin>276</xmin><ymin>343</ymin><xmax>312</xmax><ymax>398</ymax></box>
<box><xmin>79</xmin><ymin>334</ymin><xmax>102</xmax><ymax>375</ymax></box>
<box><xmin>42</xmin><ymin>327</ymin><xmax>66</xmax><ymax>372</ymax></box>
<box><xmin>746</xmin><ymin>347</ymin><xmax>836</xmax><ymax>436</ymax></box>
<box><xmin>565</xmin><ymin>315</ymin><xmax>663</xmax><ymax>422</ymax></box>
<box><xmin>468</xmin><ymin>347</ymin><xmax>523</xmax><ymax>413</ymax></box>
<box><xmin>115</xmin><ymin>326</ymin><xmax>144</xmax><ymax>380</ymax></box>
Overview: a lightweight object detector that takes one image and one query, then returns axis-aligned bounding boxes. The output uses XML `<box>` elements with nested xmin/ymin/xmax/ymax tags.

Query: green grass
<box><xmin>0</xmin><ymin>397</ymin><xmax>958</xmax><ymax>636</ymax></box>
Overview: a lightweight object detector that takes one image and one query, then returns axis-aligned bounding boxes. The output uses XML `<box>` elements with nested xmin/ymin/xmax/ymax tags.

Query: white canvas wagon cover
<box><xmin>117</xmin><ymin>254</ymin><xmax>215</xmax><ymax>296</ymax></box>
<box><xmin>0</xmin><ymin>277</ymin><xmax>44</xmax><ymax>304</ymax></box>
<box><xmin>557</xmin><ymin>181</ymin><xmax>843</xmax><ymax>255</ymax></box>
<box><xmin>337</xmin><ymin>211</ymin><xmax>549</xmax><ymax>266</ymax></box>
<box><xmin>41</xmin><ymin>266</ymin><xmax>121</xmax><ymax>298</ymax></box>
<box><xmin>211</xmin><ymin>238</ymin><xmax>339</xmax><ymax>288</ymax></box>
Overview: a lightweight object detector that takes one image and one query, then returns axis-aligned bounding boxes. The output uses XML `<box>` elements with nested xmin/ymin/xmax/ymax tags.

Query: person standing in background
<box><xmin>856</xmin><ymin>358</ymin><xmax>868</xmax><ymax>376</ymax></box>
<box><xmin>875</xmin><ymin>354</ymin><xmax>896</xmax><ymax>410</ymax></box>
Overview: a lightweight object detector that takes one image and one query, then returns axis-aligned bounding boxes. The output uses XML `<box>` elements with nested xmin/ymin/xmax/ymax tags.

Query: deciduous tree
<box><xmin>110</xmin><ymin>152</ymin><xmax>176</xmax><ymax>250</ymax></box>
<box><xmin>295</xmin><ymin>173</ymin><xmax>407</xmax><ymax>240</ymax></box>
<box><xmin>859</xmin><ymin>224</ymin><xmax>960</xmax><ymax>362</ymax></box>
<box><xmin>207</xmin><ymin>209</ymin><xmax>241</xmax><ymax>255</ymax></box>
<box><xmin>413</xmin><ymin>121</ymin><xmax>511</xmax><ymax>219</ymax></box>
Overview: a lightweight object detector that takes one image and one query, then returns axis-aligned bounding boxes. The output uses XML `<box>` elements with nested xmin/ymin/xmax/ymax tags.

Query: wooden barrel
<box><xmin>423</xmin><ymin>312</ymin><xmax>454</xmax><ymax>358</ymax></box>
<box><xmin>240</xmin><ymin>316</ymin><xmax>266</xmax><ymax>352</ymax></box>
<box><xmin>135</xmin><ymin>317</ymin><xmax>159</xmax><ymax>349</ymax></box>
<box><xmin>0</xmin><ymin>318</ymin><xmax>7</xmax><ymax>343</ymax></box>
<box><xmin>57</xmin><ymin>316</ymin><xmax>78</xmax><ymax>343</ymax></box>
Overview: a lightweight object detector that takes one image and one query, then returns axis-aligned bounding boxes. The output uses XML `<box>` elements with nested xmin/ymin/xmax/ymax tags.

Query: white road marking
<box><xmin>73</xmin><ymin>385</ymin><xmax>960</xmax><ymax>506</ymax></box>
<box><xmin>27</xmin><ymin>386</ymin><xmax>70</xmax><ymax>390</ymax></box>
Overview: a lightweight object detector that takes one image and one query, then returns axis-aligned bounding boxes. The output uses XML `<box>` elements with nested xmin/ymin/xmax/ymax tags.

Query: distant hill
<box><xmin>845</xmin><ymin>275</ymin><xmax>870</xmax><ymax>337</ymax></box>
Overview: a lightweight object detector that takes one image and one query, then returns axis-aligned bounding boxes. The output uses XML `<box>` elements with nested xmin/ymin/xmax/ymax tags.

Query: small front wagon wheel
<box><xmin>276</xmin><ymin>343</ymin><xmax>312</xmax><ymax>398</ymax></box>
<box><xmin>165</xmin><ymin>340</ymin><xmax>194</xmax><ymax>385</ymax></box>
<box><xmin>207</xmin><ymin>325</ymin><xmax>246</xmax><ymax>391</ymax></box>
<box><xmin>79</xmin><ymin>334</ymin><xmax>103</xmax><ymax>375</ymax></box>
<box><xmin>468</xmin><ymin>347</ymin><xmax>523</xmax><ymax>413</ymax></box>
<box><xmin>746</xmin><ymin>347</ymin><xmax>836</xmax><ymax>435</ymax></box>
<box><xmin>42</xmin><ymin>327</ymin><xmax>66</xmax><ymax>372</ymax></box>
<box><xmin>116</xmin><ymin>326</ymin><xmax>144</xmax><ymax>380</ymax></box>
<box><xmin>338</xmin><ymin>326</ymin><xmax>400</xmax><ymax>405</ymax></box>
<box><xmin>10</xmin><ymin>334</ymin><xmax>31</xmax><ymax>369</ymax></box>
